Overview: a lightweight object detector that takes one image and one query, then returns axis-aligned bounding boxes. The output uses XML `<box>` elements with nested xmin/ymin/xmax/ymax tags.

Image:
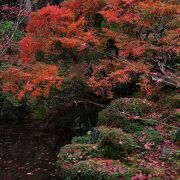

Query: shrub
<box><xmin>0</xmin><ymin>21</ymin><xmax>24</xmax><ymax>42</ymax></box>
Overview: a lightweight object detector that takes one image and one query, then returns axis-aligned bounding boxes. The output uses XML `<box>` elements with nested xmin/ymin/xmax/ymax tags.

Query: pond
<box><xmin>0</xmin><ymin>120</ymin><xmax>70</xmax><ymax>180</ymax></box>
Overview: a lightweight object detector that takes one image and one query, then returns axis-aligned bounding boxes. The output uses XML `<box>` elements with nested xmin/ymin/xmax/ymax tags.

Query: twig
<box><xmin>76</xmin><ymin>98</ymin><xmax>107</xmax><ymax>109</ymax></box>
<box><xmin>119</xmin><ymin>111</ymin><xmax>179</xmax><ymax>129</ymax></box>
<box><xmin>0</xmin><ymin>0</ymin><xmax>26</xmax><ymax>58</ymax></box>
<box><xmin>76</xmin><ymin>98</ymin><xmax>179</xmax><ymax>129</ymax></box>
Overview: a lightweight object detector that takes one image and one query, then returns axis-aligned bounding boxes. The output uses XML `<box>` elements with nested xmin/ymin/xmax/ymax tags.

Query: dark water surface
<box><xmin>0</xmin><ymin>120</ymin><xmax>67</xmax><ymax>180</ymax></box>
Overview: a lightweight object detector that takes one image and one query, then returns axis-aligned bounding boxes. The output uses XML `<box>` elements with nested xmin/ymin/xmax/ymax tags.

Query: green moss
<box><xmin>97</xmin><ymin>127</ymin><xmax>140</xmax><ymax>159</ymax></box>
<box><xmin>162</xmin><ymin>109</ymin><xmax>180</xmax><ymax>126</ymax></box>
<box><xmin>173</xmin><ymin>129</ymin><xmax>180</xmax><ymax>142</ymax></box>
<box><xmin>58</xmin><ymin>144</ymin><xmax>102</xmax><ymax>165</ymax></box>
<box><xmin>100</xmin><ymin>144</ymin><xmax>124</xmax><ymax>159</ymax></box>
<box><xmin>163</xmin><ymin>95</ymin><xmax>180</xmax><ymax>109</ymax></box>
<box><xmin>71</xmin><ymin>135</ymin><xmax>91</xmax><ymax>144</ymax></box>
<box><xmin>123</xmin><ymin>122</ymin><xmax>146</xmax><ymax>133</ymax></box>
<box><xmin>121</xmin><ymin>122</ymin><xmax>163</xmax><ymax>146</ymax></box>
<box><xmin>58</xmin><ymin>159</ymin><xmax>127</xmax><ymax>180</ymax></box>
<box><xmin>123</xmin><ymin>169</ymin><xmax>137</xmax><ymax>180</ymax></box>
<box><xmin>135</xmin><ymin>128</ymin><xmax>163</xmax><ymax>145</ymax></box>
<box><xmin>98</xmin><ymin>98</ymin><xmax>154</xmax><ymax>128</ymax></box>
<box><xmin>141</xmin><ymin>168</ymin><xmax>163</xmax><ymax>176</ymax></box>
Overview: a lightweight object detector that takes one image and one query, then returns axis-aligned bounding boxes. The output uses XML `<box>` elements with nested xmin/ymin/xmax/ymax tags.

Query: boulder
<box><xmin>98</xmin><ymin>98</ymin><xmax>154</xmax><ymax>128</ymax></box>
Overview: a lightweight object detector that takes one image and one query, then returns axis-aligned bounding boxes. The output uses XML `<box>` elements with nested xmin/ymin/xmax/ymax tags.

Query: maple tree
<box><xmin>0</xmin><ymin>0</ymin><xmax>179</xmax><ymax>101</ymax></box>
<box><xmin>87</xmin><ymin>59</ymin><xmax>153</xmax><ymax>98</ymax></box>
<box><xmin>19</xmin><ymin>3</ymin><xmax>102</xmax><ymax>63</ymax></box>
<box><xmin>0</xmin><ymin>63</ymin><xmax>63</xmax><ymax>100</ymax></box>
<box><xmin>96</xmin><ymin>0</ymin><xmax>179</xmax><ymax>87</ymax></box>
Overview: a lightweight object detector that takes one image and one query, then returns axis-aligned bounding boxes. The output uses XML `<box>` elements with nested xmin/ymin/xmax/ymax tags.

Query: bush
<box><xmin>0</xmin><ymin>21</ymin><xmax>24</xmax><ymax>42</ymax></box>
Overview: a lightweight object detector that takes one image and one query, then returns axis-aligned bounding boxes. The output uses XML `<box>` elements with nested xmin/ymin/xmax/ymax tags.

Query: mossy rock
<box><xmin>163</xmin><ymin>95</ymin><xmax>180</xmax><ymax>109</ymax></box>
<box><xmin>141</xmin><ymin>167</ymin><xmax>164</xmax><ymax>176</ymax></box>
<box><xmin>58</xmin><ymin>158</ymin><xmax>128</xmax><ymax>180</ymax></box>
<box><xmin>97</xmin><ymin>127</ymin><xmax>140</xmax><ymax>159</ymax></box>
<box><xmin>71</xmin><ymin>135</ymin><xmax>91</xmax><ymax>144</ymax></box>
<box><xmin>173</xmin><ymin>128</ymin><xmax>180</xmax><ymax>142</ymax></box>
<box><xmin>134</xmin><ymin>127</ymin><xmax>163</xmax><ymax>145</ymax></box>
<box><xmin>98</xmin><ymin>98</ymin><xmax>154</xmax><ymax>128</ymax></box>
<box><xmin>58</xmin><ymin>144</ymin><xmax>102</xmax><ymax>166</ymax></box>
<box><xmin>123</xmin><ymin>122</ymin><xmax>147</xmax><ymax>133</ymax></box>
<box><xmin>122</xmin><ymin>122</ymin><xmax>163</xmax><ymax>145</ymax></box>
<box><xmin>174</xmin><ymin>110</ymin><xmax>180</xmax><ymax>118</ymax></box>
<box><xmin>160</xmin><ymin>109</ymin><xmax>180</xmax><ymax>126</ymax></box>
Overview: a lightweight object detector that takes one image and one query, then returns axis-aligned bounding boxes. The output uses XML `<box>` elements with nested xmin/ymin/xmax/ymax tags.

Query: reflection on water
<box><xmin>0</xmin><ymin>121</ymin><xmax>67</xmax><ymax>180</ymax></box>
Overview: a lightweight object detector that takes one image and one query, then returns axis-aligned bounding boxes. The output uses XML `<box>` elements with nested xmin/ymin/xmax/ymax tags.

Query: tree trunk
<box><xmin>24</xmin><ymin>0</ymin><xmax>31</xmax><ymax>13</ymax></box>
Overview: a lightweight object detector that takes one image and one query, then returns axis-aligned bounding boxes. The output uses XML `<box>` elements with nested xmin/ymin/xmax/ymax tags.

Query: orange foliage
<box><xmin>87</xmin><ymin>59</ymin><xmax>152</xmax><ymax>99</ymax></box>
<box><xmin>0</xmin><ymin>63</ymin><xmax>63</xmax><ymax>100</ymax></box>
<box><xmin>19</xmin><ymin>5</ymin><xmax>102</xmax><ymax>62</ymax></box>
<box><xmin>62</xmin><ymin>0</ymin><xmax>105</xmax><ymax>16</ymax></box>
<box><xmin>1</xmin><ymin>0</ymin><xmax>179</xmax><ymax>101</ymax></box>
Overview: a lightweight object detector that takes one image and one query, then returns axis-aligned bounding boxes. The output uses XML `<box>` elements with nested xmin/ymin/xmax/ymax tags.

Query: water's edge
<box><xmin>0</xmin><ymin>120</ymin><xmax>70</xmax><ymax>180</ymax></box>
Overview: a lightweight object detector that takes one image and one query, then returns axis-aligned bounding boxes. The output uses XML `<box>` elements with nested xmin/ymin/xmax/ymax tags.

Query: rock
<box><xmin>57</xmin><ymin>158</ymin><xmax>128</xmax><ymax>180</ymax></box>
<box><xmin>98</xmin><ymin>98</ymin><xmax>154</xmax><ymax>128</ymax></box>
<box><xmin>97</xmin><ymin>126</ymin><xmax>139</xmax><ymax>160</ymax></box>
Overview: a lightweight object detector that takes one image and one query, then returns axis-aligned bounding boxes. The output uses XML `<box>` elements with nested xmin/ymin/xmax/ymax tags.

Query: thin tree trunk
<box><xmin>24</xmin><ymin>0</ymin><xmax>31</xmax><ymax>13</ymax></box>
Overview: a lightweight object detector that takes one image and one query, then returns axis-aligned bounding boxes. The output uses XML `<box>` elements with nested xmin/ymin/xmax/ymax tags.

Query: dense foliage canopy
<box><xmin>1</xmin><ymin>0</ymin><xmax>179</xmax><ymax>102</ymax></box>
